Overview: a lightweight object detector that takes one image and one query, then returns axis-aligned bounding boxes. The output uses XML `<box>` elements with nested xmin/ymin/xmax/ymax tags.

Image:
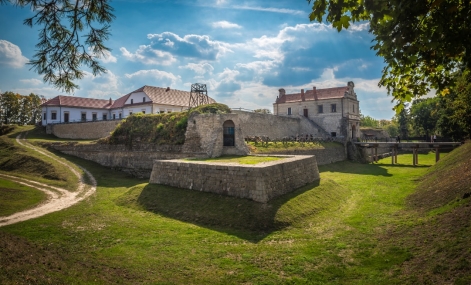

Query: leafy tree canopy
<box><xmin>308</xmin><ymin>0</ymin><xmax>471</xmax><ymax>111</ymax></box>
<box><xmin>0</xmin><ymin>0</ymin><xmax>114</xmax><ymax>93</ymax></box>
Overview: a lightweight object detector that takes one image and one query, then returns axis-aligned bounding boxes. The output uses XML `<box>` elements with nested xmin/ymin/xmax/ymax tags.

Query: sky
<box><xmin>0</xmin><ymin>0</ymin><xmax>396</xmax><ymax>119</ymax></box>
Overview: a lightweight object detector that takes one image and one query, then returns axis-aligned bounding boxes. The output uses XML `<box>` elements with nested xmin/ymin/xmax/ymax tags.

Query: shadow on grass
<box><xmin>319</xmin><ymin>161</ymin><xmax>393</xmax><ymax>176</ymax></box>
<box><xmin>133</xmin><ymin>180</ymin><xmax>321</xmax><ymax>242</ymax></box>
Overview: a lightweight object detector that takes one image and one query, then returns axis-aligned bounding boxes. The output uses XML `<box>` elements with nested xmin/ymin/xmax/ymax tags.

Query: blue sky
<box><xmin>0</xmin><ymin>0</ymin><xmax>395</xmax><ymax>119</ymax></box>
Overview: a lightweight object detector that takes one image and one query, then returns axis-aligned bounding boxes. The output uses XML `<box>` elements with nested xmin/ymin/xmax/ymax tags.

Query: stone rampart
<box><xmin>259</xmin><ymin>146</ymin><xmax>346</xmax><ymax>165</ymax></box>
<box><xmin>48</xmin><ymin>143</ymin><xmax>191</xmax><ymax>178</ymax></box>
<box><xmin>50</xmin><ymin>120</ymin><xmax>122</xmax><ymax>139</ymax></box>
<box><xmin>149</xmin><ymin>155</ymin><xmax>320</xmax><ymax>203</ymax></box>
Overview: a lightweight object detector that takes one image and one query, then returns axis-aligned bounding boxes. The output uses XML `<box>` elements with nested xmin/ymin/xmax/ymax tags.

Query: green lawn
<box><xmin>186</xmin><ymin>155</ymin><xmax>283</xmax><ymax>164</ymax></box>
<box><xmin>2</xmin><ymin>132</ymin><xmax>468</xmax><ymax>284</ymax></box>
<box><xmin>0</xmin><ymin>178</ymin><xmax>46</xmax><ymax>216</ymax></box>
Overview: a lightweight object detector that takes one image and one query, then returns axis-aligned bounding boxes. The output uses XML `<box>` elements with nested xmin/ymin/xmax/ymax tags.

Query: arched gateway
<box><xmin>223</xmin><ymin>120</ymin><xmax>235</xmax><ymax>146</ymax></box>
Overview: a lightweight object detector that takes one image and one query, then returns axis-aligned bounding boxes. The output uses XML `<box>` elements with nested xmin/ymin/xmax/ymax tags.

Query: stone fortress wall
<box><xmin>149</xmin><ymin>155</ymin><xmax>320</xmax><ymax>203</ymax></box>
<box><xmin>48</xmin><ymin>120</ymin><xmax>121</xmax><ymax>140</ymax></box>
<box><xmin>47</xmin><ymin>112</ymin><xmax>347</xmax><ymax>178</ymax></box>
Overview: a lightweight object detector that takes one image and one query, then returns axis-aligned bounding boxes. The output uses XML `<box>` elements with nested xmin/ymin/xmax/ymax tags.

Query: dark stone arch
<box><xmin>223</xmin><ymin>120</ymin><xmax>235</xmax><ymax>146</ymax></box>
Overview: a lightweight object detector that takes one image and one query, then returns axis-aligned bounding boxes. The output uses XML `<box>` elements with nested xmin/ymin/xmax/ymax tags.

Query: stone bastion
<box><xmin>149</xmin><ymin>155</ymin><xmax>320</xmax><ymax>203</ymax></box>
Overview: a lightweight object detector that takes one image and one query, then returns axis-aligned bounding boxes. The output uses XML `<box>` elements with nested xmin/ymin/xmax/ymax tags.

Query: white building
<box><xmin>41</xmin><ymin>86</ymin><xmax>216</xmax><ymax>125</ymax></box>
<box><xmin>273</xmin><ymin>81</ymin><xmax>361</xmax><ymax>140</ymax></box>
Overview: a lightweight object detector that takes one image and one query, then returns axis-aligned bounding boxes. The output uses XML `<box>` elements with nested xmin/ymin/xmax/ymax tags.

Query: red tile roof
<box><xmin>41</xmin><ymin>86</ymin><xmax>217</xmax><ymax>110</ymax></box>
<box><xmin>276</xmin><ymin>86</ymin><xmax>349</xmax><ymax>103</ymax></box>
<box><xmin>41</xmin><ymin>96</ymin><xmax>113</xmax><ymax>109</ymax></box>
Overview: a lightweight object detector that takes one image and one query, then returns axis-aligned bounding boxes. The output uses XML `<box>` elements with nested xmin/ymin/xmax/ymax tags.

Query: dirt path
<box><xmin>0</xmin><ymin>134</ymin><xmax>96</xmax><ymax>227</ymax></box>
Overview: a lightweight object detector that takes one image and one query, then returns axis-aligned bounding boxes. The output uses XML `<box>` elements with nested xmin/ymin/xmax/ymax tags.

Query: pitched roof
<box><xmin>276</xmin><ymin>86</ymin><xmax>349</xmax><ymax>104</ymax></box>
<box><xmin>41</xmin><ymin>96</ymin><xmax>113</xmax><ymax>109</ymax></box>
<box><xmin>41</xmin><ymin>86</ymin><xmax>217</xmax><ymax>110</ymax></box>
<box><xmin>129</xmin><ymin>86</ymin><xmax>216</xmax><ymax>107</ymax></box>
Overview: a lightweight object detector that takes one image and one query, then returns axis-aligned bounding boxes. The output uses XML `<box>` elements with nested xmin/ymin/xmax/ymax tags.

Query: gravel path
<box><xmin>0</xmin><ymin>134</ymin><xmax>96</xmax><ymax>227</ymax></box>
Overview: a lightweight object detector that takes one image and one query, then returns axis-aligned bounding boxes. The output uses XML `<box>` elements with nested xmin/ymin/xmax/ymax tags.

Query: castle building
<box><xmin>41</xmin><ymin>85</ymin><xmax>216</xmax><ymax>125</ymax></box>
<box><xmin>273</xmin><ymin>81</ymin><xmax>360</xmax><ymax>140</ymax></box>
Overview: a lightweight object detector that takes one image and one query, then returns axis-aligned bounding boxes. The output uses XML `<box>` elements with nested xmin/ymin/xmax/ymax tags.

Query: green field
<box><xmin>0</xmin><ymin>178</ymin><xmax>46</xmax><ymax>216</ymax></box>
<box><xmin>186</xmin><ymin>155</ymin><xmax>283</xmax><ymax>164</ymax></box>
<box><xmin>0</xmin><ymin>126</ymin><xmax>469</xmax><ymax>284</ymax></box>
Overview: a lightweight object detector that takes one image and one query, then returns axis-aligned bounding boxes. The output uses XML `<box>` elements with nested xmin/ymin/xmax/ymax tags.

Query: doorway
<box><xmin>64</xmin><ymin>112</ymin><xmax>69</xmax><ymax>123</ymax></box>
<box><xmin>303</xmin><ymin>109</ymin><xmax>308</xmax><ymax>117</ymax></box>
<box><xmin>223</xmin><ymin>120</ymin><xmax>235</xmax><ymax>146</ymax></box>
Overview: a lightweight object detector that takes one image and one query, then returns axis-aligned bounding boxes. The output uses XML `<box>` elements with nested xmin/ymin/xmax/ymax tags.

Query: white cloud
<box><xmin>124</xmin><ymin>69</ymin><xmax>181</xmax><ymax>87</ymax></box>
<box><xmin>120</xmin><ymin>46</ymin><xmax>176</xmax><ymax>65</ymax></box>
<box><xmin>0</xmin><ymin>40</ymin><xmax>28</xmax><ymax>68</ymax></box>
<box><xmin>100</xmin><ymin>50</ymin><xmax>118</xmax><ymax>63</ymax></box>
<box><xmin>19</xmin><ymin>78</ymin><xmax>43</xmax><ymax>86</ymax></box>
<box><xmin>179</xmin><ymin>62</ymin><xmax>214</xmax><ymax>75</ymax></box>
<box><xmin>212</xmin><ymin>21</ymin><xmax>242</xmax><ymax>29</ymax></box>
<box><xmin>232</xmin><ymin>5</ymin><xmax>304</xmax><ymax>16</ymax></box>
<box><xmin>349</xmin><ymin>22</ymin><xmax>370</xmax><ymax>32</ymax></box>
<box><xmin>147</xmin><ymin>32</ymin><xmax>233</xmax><ymax>60</ymax></box>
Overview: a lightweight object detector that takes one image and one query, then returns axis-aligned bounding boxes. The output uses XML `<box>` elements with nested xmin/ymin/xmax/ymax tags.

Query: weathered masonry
<box><xmin>149</xmin><ymin>155</ymin><xmax>320</xmax><ymax>203</ymax></box>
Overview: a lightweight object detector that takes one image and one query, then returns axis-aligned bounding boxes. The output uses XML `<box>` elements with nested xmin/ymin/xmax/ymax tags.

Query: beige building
<box><xmin>273</xmin><ymin>81</ymin><xmax>360</xmax><ymax>140</ymax></box>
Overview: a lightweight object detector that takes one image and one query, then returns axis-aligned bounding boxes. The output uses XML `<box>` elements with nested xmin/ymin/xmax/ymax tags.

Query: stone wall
<box><xmin>50</xmin><ymin>120</ymin><xmax>122</xmax><ymax>139</ymax></box>
<box><xmin>259</xmin><ymin>145</ymin><xmax>346</xmax><ymax>165</ymax></box>
<box><xmin>149</xmin><ymin>155</ymin><xmax>320</xmax><ymax>203</ymax></box>
<box><xmin>48</xmin><ymin>143</ymin><xmax>191</xmax><ymax>178</ymax></box>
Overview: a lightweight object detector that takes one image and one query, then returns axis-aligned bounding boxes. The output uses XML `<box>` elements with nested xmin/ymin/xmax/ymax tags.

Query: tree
<box><xmin>409</xmin><ymin>97</ymin><xmax>440</xmax><ymax>137</ymax></box>
<box><xmin>393</xmin><ymin>107</ymin><xmax>410</xmax><ymax>139</ymax></box>
<box><xmin>254</xmin><ymin>108</ymin><xmax>272</xmax><ymax>114</ymax></box>
<box><xmin>360</xmin><ymin>114</ymin><xmax>379</xmax><ymax>128</ymax></box>
<box><xmin>437</xmin><ymin>70</ymin><xmax>471</xmax><ymax>140</ymax></box>
<box><xmin>0</xmin><ymin>91</ymin><xmax>21</xmax><ymax>124</ymax></box>
<box><xmin>308</xmin><ymin>0</ymin><xmax>471</xmax><ymax>111</ymax></box>
<box><xmin>0</xmin><ymin>91</ymin><xmax>45</xmax><ymax>125</ymax></box>
<box><xmin>0</xmin><ymin>0</ymin><xmax>114</xmax><ymax>93</ymax></box>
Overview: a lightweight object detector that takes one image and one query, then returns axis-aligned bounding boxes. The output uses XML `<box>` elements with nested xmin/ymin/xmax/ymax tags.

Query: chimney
<box><xmin>301</xmin><ymin>89</ymin><xmax>305</xmax><ymax>101</ymax></box>
<box><xmin>109</xmin><ymin>98</ymin><xmax>112</xmax><ymax>104</ymax></box>
<box><xmin>278</xmin><ymin>88</ymin><xmax>286</xmax><ymax>97</ymax></box>
<box><xmin>166</xmin><ymin>87</ymin><xmax>170</xmax><ymax>91</ymax></box>
<box><xmin>313</xmin><ymin>86</ymin><xmax>318</xmax><ymax>100</ymax></box>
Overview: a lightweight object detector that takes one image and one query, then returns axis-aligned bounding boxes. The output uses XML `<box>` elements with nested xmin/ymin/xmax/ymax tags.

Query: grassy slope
<box><xmin>248</xmin><ymin>141</ymin><xmax>344</xmax><ymax>154</ymax></box>
<box><xmin>0</xmin><ymin>137</ymin><xmax>469</xmax><ymax>284</ymax></box>
<box><xmin>0</xmin><ymin>178</ymin><xmax>46</xmax><ymax>216</ymax></box>
<box><xmin>0</xmin><ymin>125</ymin><xmax>79</xmax><ymax>191</ymax></box>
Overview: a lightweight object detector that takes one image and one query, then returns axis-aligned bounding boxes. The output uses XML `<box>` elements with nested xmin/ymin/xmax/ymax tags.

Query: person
<box><xmin>396</xmin><ymin>135</ymin><xmax>400</xmax><ymax>143</ymax></box>
<box><xmin>433</xmin><ymin>134</ymin><xmax>437</xmax><ymax>143</ymax></box>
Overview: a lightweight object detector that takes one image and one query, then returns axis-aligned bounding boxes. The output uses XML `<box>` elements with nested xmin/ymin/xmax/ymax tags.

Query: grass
<box><xmin>0</xmin><ymin>125</ymin><xmax>81</xmax><ymax>191</ymax></box>
<box><xmin>1</xmin><ymin>132</ymin><xmax>470</xmax><ymax>284</ymax></box>
<box><xmin>248</xmin><ymin>141</ymin><xmax>344</xmax><ymax>154</ymax></box>
<box><xmin>0</xmin><ymin>178</ymin><xmax>46</xmax><ymax>216</ymax></box>
<box><xmin>186</xmin><ymin>155</ymin><xmax>283</xmax><ymax>165</ymax></box>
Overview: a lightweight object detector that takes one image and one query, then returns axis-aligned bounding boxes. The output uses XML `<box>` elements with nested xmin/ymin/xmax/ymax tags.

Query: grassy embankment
<box><xmin>247</xmin><ymin>140</ymin><xmax>344</xmax><ymax>154</ymax></box>
<box><xmin>186</xmin><ymin>155</ymin><xmax>283</xmax><ymax>164</ymax></box>
<box><xmin>1</xmin><ymin>124</ymin><xmax>470</xmax><ymax>284</ymax></box>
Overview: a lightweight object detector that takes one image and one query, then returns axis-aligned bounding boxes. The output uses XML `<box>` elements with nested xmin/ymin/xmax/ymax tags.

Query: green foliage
<box><xmin>308</xmin><ymin>0</ymin><xmax>471</xmax><ymax>111</ymax></box>
<box><xmin>0</xmin><ymin>92</ymin><xmax>44</xmax><ymax>125</ymax></box>
<box><xmin>106</xmin><ymin>104</ymin><xmax>231</xmax><ymax>145</ymax></box>
<box><xmin>253</xmin><ymin>108</ymin><xmax>271</xmax><ymax>114</ymax></box>
<box><xmin>0</xmin><ymin>0</ymin><xmax>114</xmax><ymax>93</ymax></box>
<box><xmin>437</xmin><ymin>70</ymin><xmax>471</xmax><ymax>140</ymax></box>
<box><xmin>383</xmin><ymin>123</ymin><xmax>399</xmax><ymax>138</ymax></box>
<box><xmin>360</xmin><ymin>114</ymin><xmax>380</xmax><ymax>128</ymax></box>
<box><xmin>186</xmin><ymin>155</ymin><xmax>282</xmax><ymax>165</ymax></box>
<box><xmin>409</xmin><ymin>97</ymin><xmax>440</xmax><ymax>137</ymax></box>
<box><xmin>188</xmin><ymin>103</ymin><xmax>231</xmax><ymax>116</ymax></box>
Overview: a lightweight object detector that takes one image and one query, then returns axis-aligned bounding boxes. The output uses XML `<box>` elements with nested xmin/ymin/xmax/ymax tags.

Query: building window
<box><xmin>129</xmin><ymin>111</ymin><xmax>133</xmax><ymax>115</ymax></box>
<box><xmin>112</xmin><ymin>113</ymin><xmax>116</xmax><ymax>119</ymax></box>
<box><xmin>143</xmin><ymin>97</ymin><xmax>146</xmax><ymax>102</ymax></box>
<box><xmin>131</xmin><ymin>99</ymin><xmax>134</xmax><ymax>104</ymax></box>
<box><xmin>119</xmin><ymin>113</ymin><xmax>122</xmax><ymax>119</ymax></box>
<box><xmin>331</xmin><ymin>104</ymin><xmax>337</xmax><ymax>113</ymax></box>
<box><xmin>318</xmin><ymin>105</ymin><xmax>323</xmax><ymax>113</ymax></box>
<box><xmin>64</xmin><ymin>112</ymin><xmax>69</xmax><ymax>123</ymax></box>
<box><xmin>92</xmin><ymin>113</ymin><xmax>97</xmax><ymax>121</ymax></box>
<box><xmin>43</xmin><ymin>112</ymin><xmax>47</xmax><ymax>120</ymax></box>
<box><xmin>103</xmin><ymin>114</ymin><xmax>107</xmax><ymax>120</ymax></box>
<box><xmin>160</xmin><ymin>109</ymin><xmax>165</xmax><ymax>114</ymax></box>
<box><xmin>353</xmin><ymin>104</ymin><xmax>355</xmax><ymax>113</ymax></box>
<box><xmin>287</xmin><ymin>107</ymin><xmax>292</xmax><ymax>115</ymax></box>
<box><xmin>167</xmin><ymin>109</ymin><xmax>172</xmax><ymax>113</ymax></box>
<box><xmin>331</xmin><ymin>132</ymin><xmax>337</xmax><ymax>137</ymax></box>
<box><xmin>81</xmin><ymin>112</ymin><xmax>86</xmax><ymax>121</ymax></box>
<box><xmin>51</xmin><ymin>111</ymin><xmax>57</xmax><ymax>120</ymax></box>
